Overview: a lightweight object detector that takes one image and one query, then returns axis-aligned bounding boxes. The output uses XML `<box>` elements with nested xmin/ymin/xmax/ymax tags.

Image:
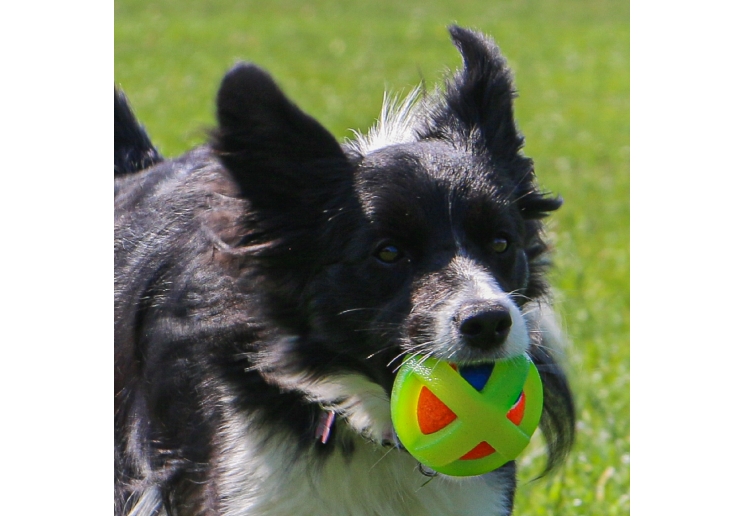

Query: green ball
<box><xmin>390</xmin><ymin>354</ymin><xmax>543</xmax><ymax>477</ymax></box>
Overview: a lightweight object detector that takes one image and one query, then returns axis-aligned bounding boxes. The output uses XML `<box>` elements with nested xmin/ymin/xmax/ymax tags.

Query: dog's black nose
<box><xmin>457</xmin><ymin>303</ymin><xmax>512</xmax><ymax>350</ymax></box>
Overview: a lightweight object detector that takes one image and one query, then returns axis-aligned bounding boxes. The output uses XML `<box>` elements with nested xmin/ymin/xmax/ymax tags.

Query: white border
<box><xmin>0</xmin><ymin>1</ymin><xmax>111</xmax><ymax>513</ymax></box>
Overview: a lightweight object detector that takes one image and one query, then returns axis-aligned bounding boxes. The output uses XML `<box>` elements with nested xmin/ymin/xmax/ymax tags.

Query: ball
<box><xmin>390</xmin><ymin>353</ymin><xmax>543</xmax><ymax>477</ymax></box>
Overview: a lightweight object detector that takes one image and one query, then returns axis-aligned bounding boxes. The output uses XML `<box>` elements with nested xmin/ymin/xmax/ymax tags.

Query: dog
<box><xmin>115</xmin><ymin>26</ymin><xmax>575</xmax><ymax>516</ymax></box>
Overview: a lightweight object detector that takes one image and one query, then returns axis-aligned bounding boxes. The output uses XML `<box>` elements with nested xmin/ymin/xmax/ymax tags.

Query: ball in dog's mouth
<box><xmin>390</xmin><ymin>354</ymin><xmax>543</xmax><ymax>477</ymax></box>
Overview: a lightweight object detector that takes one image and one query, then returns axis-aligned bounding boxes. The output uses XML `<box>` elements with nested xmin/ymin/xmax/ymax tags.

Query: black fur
<box><xmin>115</xmin><ymin>26</ymin><xmax>574</xmax><ymax>516</ymax></box>
<box><xmin>114</xmin><ymin>89</ymin><xmax>163</xmax><ymax>177</ymax></box>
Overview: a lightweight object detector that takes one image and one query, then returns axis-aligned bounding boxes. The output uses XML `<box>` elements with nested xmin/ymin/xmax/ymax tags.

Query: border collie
<box><xmin>115</xmin><ymin>26</ymin><xmax>574</xmax><ymax>516</ymax></box>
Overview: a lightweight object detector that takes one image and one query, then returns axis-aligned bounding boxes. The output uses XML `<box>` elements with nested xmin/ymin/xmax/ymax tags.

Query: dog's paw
<box><xmin>264</xmin><ymin>368</ymin><xmax>396</xmax><ymax>445</ymax></box>
<box><xmin>335</xmin><ymin>386</ymin><xmax>396</xmax><ymax>446</ymax></box>
<box><xmin>296</xmin><ymin>373</ymin><xmax>396</xmax><ymax>445</ymax></box>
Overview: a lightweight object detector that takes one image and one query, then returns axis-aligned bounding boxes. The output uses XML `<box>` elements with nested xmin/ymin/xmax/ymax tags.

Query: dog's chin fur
<box><xmin>115</xmin><ymin>26</ymin><xmax>575</xmax><ymax>516</ymax></box>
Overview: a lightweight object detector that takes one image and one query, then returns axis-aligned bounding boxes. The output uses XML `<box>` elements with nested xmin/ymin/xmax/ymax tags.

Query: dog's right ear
<box><xmin>213</xmin><ymin>63</ymin><xmax>353</xmax><ymax>221</ymax></box>
<box><xmin>213</xmin><ymin>65</ymin><xmax>356</xmax><ymax>325</ymax></box>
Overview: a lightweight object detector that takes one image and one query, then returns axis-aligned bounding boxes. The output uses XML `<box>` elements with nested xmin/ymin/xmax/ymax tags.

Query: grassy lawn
<box><xmin>115</xmin><ymin>1</ymin><xmax>629</xmax><ymax>514</ymax></box>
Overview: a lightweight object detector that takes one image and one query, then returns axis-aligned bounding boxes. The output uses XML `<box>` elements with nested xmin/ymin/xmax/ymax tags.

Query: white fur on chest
<box><xmin>216</xmin><ymin>413</ymin><xmax>512</xmax><ymax>516</ymax></box>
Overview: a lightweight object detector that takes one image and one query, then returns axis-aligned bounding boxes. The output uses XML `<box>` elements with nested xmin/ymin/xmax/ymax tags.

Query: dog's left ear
<box><xmin>426</xmin><ymin>26</ymin><xmax>561</xmax><ymax>217</ymax></box>
<box><xmin>213</xmin><ymin>63</ymin><xmax>357</xmax><ymax>258</ymax></box>
<box><xmin>432</xmin><ymin>26</ymin><xmax>524</xmax><ymax>161</ymax></box>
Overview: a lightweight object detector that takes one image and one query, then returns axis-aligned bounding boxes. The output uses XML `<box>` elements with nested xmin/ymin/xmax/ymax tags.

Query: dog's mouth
<box><xmin>391</xmin><ymin>346</ymin><xmax>526</xmax><ymax>382</ymax></box>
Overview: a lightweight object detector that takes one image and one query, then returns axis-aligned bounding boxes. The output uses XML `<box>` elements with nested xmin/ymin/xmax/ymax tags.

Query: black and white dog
<box><xmin>115</xmin><ymin>26</ymin><xmax>574</xmax><ymax>516</ymax></box>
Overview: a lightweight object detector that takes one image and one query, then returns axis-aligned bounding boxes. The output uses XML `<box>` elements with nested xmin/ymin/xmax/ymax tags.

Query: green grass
<box><xmin>115</xmin><ymin>1</ymin><xmax>629</xmax><ymax>514</ymax></box>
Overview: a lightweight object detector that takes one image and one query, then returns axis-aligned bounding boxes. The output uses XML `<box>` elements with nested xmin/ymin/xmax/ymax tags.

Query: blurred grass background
<box><xmin>115</xmin><ymin>1</ymin><xmax>629</xmax><ymax>514</ymax></box>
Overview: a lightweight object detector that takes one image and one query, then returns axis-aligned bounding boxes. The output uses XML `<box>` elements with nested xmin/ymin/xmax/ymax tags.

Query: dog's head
<box><xmin>213</xmin><ymin>26</ymin><xmax>573</xmax><ymax>470</ymax></box>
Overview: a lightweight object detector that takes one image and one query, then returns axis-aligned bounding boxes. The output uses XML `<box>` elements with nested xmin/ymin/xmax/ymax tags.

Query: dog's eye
<box><xmin>490</xmin><ymin>237</ymin><xmax>509</xmax><ymax>253</ymax></box>
<box><xmin>374</xmin><ymin>244</ymin><xmax>403</xmax><ymax>264</ymax></box>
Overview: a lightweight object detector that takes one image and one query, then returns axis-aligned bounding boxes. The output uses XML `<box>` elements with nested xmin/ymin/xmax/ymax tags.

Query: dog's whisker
<box><xmin>369</xmin><ymin>445</ymin><xmax>399</xmax><ymax>471</ymax></box>
<box><xmin>393</xmin><ymin>351</ymin><xmax>431</xmax><ymax>373</ymax></box>
<box><xmin>387</xmin><ymin>343</ymin><xmax>432</xmax><ymax>369</ymax></box>
<box><xmin>387</xmin><ymin>352</ymin><xmax>411</xmax><ymax>370</ymax></box>
<box><xmin>365</xmin><ymin>344</ymin><xmax>401</xmax><ymax>360</ymax></box>
<box><xmin>337</xmin><ymin>307</ymin><xmax>405</xmax><ymax>316</ymax></box>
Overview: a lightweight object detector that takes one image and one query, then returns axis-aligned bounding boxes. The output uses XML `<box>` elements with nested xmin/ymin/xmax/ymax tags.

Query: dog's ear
<box><xmin>213</xmin><ymin>63</ymin><xmax>356</xmax><ymax>255</ymax></box>
<box><xmin>425</xmin><ymin>26</ymin><xmax>561</xmax><ymax>218</ymax></box>
<box><xmin>213</xmin><ymin>63</ymin><xmax>353</xmax><ymax>220</ymax></box>
<box><xmin>114</xmin><ymin>88</ymin><xmax>162</xmax><ymax>176</ymax></box>
<box><xmin>434</xmin><ymin>26</ymin><xmax>524</xmax><ymax>161</ymax></box>
<box><xmin>213</xmin><ymin>64</ymin><xmax>357</xmax><ymax>328</ymax></box>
